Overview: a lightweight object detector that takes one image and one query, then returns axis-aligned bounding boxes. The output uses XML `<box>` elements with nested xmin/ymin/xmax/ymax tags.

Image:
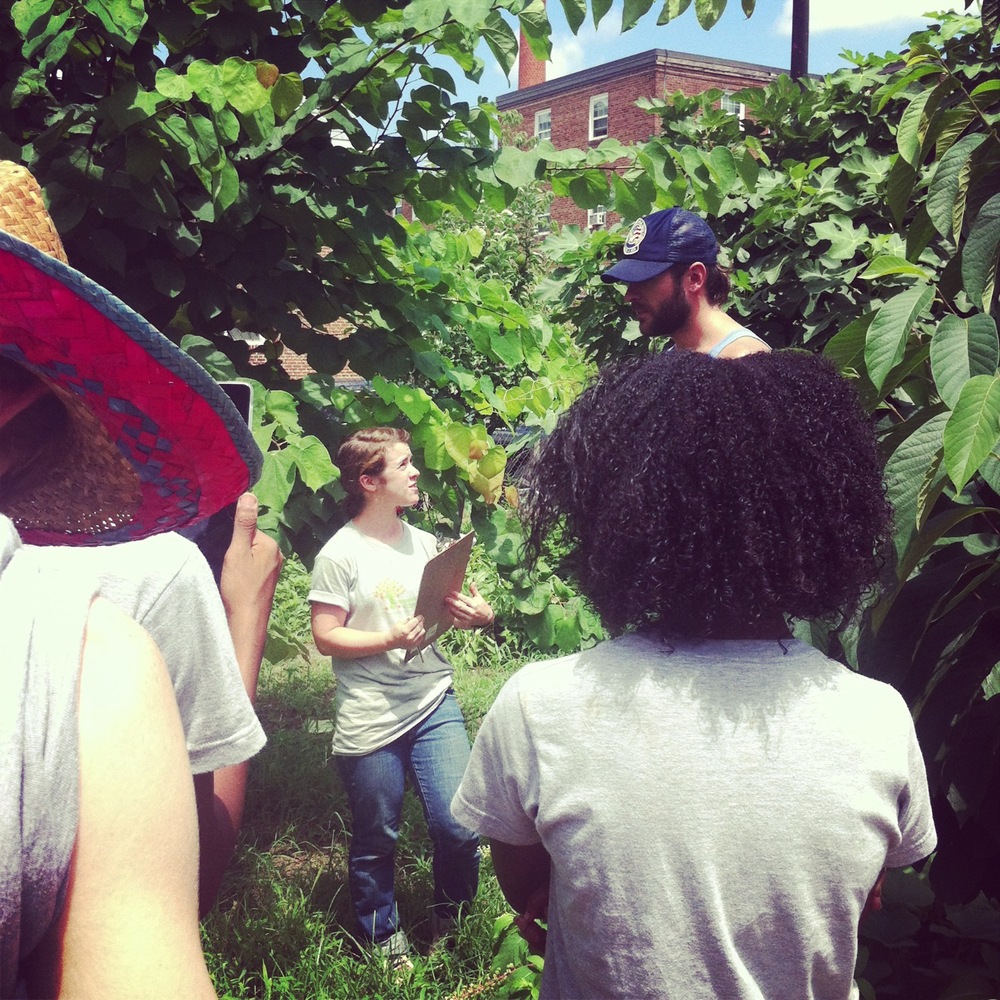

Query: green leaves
<box><xmin>693</xmin><ymin>0</ymin><xmax>726</xmax><ymax>30</ymax></box>
<box><xmin>943</xmin><ymin>374</ymin><xmax>1000</xmax><ymax>490</ymax></box>
<box><xmin>556</xmin><ymin>0</ymin><xmax>588</xmax><ymax>33</ymax></box>
<box><xmin>926</xmin><ymin>134</ymin><xmax>986</xmax><ymax>241</ymax></box>
<box><xmin>930</xmin><ymin>314</ymin><xmax>999</xmax><ymax>408</ymax></box>
<box><xmin>87</xmin><ymin>0</ymin><xmax>147</xmax><ymax>51</ymax></box>
<box><xmin>653</xmin><ymin>0</ymin><xmax>732</xmax><ymax>28</ymax></box>
<box><xmin>481</xmin><ymin>10</ymin><xmax>519</xmax><ymax>76</ymax></box>
<box><xmin>519</xmin><ymin>0</ymin><xmax>553</xmax><ymax>60</ymax></box>
<box><xmin>865</xmin><ymin>284</ymin><xmax>934</xmax><ymax>392</ymax></box>
<box><xmin>962</xmin><ymin>192</ymin><xmax>1000</xmax><ymax>311</ymax></box>
<box><xmin>492</xmin><ymin>146</ymin><xmax>543</xmax><ymax>189</ymax></box>
<box><xmin>883</xmin><ymin>411</ymin><xmax>949</xmax><ymax>558</ymax></box>
<box><xmin>622</xmin><ymin>0</ymin><xmax>655</xmax><ymax>31</ymax></box>
<box><xmin>860</xmin><ymin>256</ymin><xmax>932</xmax><ymax>281</ymax></box>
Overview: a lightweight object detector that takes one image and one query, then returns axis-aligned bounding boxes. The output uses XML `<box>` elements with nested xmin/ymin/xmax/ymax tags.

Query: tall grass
<box><xmin>202</xmin><ymin>554</ymin><xmax>538</xmax><ymax>999</ymax></box>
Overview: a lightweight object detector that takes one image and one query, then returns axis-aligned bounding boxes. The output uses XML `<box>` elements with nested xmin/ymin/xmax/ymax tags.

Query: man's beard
<box><xmin>645</xmin><ymin>282</ymin><xmax>690</xmax><ymax>340</ymax></box>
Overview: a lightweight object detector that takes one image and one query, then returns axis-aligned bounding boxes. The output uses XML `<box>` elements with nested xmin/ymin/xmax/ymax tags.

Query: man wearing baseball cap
<box><xmin>602</xmin><ymin>207</ymin><xmax>769</xmax><ymax>359</ymax></box>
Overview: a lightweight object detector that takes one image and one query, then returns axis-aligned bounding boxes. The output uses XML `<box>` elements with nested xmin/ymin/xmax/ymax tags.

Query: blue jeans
<box><xmin>336</xmin><ymin>691</ymin><xmax>480</xmax><ymax>947</ymax></box>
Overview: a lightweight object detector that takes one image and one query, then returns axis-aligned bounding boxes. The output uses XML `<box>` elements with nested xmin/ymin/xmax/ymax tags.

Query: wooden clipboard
<box><xmin>404</xmin><ymin>531</ymin><xmax>475</xmax><ymax>662</ymax></box>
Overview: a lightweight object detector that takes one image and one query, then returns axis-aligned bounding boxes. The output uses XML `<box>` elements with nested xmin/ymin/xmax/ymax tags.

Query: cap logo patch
<box><xmin>623</xmin><ymin>218</ymin><xmax>646</xmax><ymax>256</ymax></box>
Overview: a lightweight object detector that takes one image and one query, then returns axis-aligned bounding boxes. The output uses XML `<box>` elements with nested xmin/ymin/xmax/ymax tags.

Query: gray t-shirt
<box><xmin>453</xmin><ymin>632</ymin><xmax>937</xmax><ymax>1000</ymax></box>
<box><xmin>24</xmin><ymin>532</ymin><xmax>265</xmax><ymax>774</ymax></box>
<box><xmin>309</xmin><ymin>520</ymin><xmax>452</xmax><ymax>755</ymax></box>
<box><xmin>1</xmin><ymin>517</ymin><xmax>90</xmax><ymax>995</ymax></box>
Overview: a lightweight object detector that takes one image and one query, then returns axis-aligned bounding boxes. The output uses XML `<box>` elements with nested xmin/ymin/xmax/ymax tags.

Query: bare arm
<box><xmin>30</xmin><ymin>598</ymin><xmax>215</xmax><ymax>999</ymax></box>
<box><xmin>197</xmin><ymin>493</ymin><xmax>282</xmax><ymax>916</ymax></box>
<box><xmin>311</xmin><ymin>601</ymin><xmax>425</xmax><ymax>658</ymax></box>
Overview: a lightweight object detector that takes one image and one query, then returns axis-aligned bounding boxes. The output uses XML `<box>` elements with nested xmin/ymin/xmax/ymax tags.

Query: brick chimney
<box><xmin>518</xmin><ymin>3</ymin><xmax>546</xmax><ymax>89</ymax></box>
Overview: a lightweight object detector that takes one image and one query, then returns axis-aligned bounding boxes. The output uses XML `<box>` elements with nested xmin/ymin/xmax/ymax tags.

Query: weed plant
<box><xmin>202</xmin><ymin>553</ymin><xmax>540</xmax><ymax>999</ymax></box>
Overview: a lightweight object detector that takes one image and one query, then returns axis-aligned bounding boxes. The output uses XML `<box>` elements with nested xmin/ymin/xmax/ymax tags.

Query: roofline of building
<box><xmin>495</xmin><ymin>47</ymin><xmax>789</xmax><ymax>110</ymax></box>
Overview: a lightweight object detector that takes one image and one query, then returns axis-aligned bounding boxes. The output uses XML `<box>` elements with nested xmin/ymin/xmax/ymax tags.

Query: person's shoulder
<box><xmin>794</xmin><ymin>644</ymin><xmax>913</xmax><ymax>722</ymax></box>
<box><xmin>315</xmin><ymin>522</ymin><xmax>359</xmax><ymax>559</ymax></box>
<box><xmin>716</xmin><ymin>337</ymin><xmax>770</xmax><ymax>359</ymax></box>
<box><xmin>504</xmin><ymin>646</ymin><xmax>593</xmax><ymax>695</ymax></box>
<box><xmin>833</xmin><ymin>662</ymin><xmax>909</xmax><ymax>707</ymax></box>
<box><xmin>724</xmin><ymin>342</ymin><xmax>770</xmax><ymax>358</ymax></box>
<box><xmin>26</xmin><ymin>531</ymin><xmax>196</xmax><ymax>577</ymax></box>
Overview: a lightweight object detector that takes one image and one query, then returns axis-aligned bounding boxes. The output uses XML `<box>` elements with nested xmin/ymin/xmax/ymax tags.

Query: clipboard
<box><xmin>404</xmin><ymin>531</ymin><xmax>475</xmax><ymax>662</ymax></box>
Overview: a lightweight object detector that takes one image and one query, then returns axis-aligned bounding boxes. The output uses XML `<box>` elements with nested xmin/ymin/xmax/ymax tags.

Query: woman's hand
<box><xmin>387</xmin><ymin>614</ymin><xmax>426</xmax><ymax>650</ymax></box>
<box><xmin>445</xmin><ymin>582</ymin><xmax>495</xmax><ymax>630</ymax></box>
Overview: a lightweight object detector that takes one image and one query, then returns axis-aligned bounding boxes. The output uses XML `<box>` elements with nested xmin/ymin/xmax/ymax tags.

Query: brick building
<box><xmin>496</xmin><ymin>46</ymin><xmax>784</xmax><ymax>229</ymax></box>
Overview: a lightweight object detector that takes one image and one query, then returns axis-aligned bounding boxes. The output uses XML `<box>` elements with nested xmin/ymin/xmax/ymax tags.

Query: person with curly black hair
<box><xmin>452</xmin><ymin>350</ymin><xmax>936</xmax><ymax>1000</ymax></box>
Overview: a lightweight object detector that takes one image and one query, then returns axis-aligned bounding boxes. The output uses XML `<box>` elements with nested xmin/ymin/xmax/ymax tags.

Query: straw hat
<box><xmin>0</xmin><ymin>161</ymin><xmax>262</xmax><ymax>545</ymax></box>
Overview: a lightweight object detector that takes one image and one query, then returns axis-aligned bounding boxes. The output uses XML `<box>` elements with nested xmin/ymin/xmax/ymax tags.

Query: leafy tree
<box><xmin>2</xmin><ymin>0</ymin><xmax>616</xmax><ymax>651</ymax></box>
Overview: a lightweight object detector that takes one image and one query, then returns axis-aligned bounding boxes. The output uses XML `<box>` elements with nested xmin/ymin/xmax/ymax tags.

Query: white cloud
<box><xmin>548</xmin><ymin>35</ymin><xmax>587</xmax><ymax>78</ymax></box>
<box><xmin>549</xmin><ymin>13</ymin><xmax>623</xmax><ymax>79</ymax></box>
<box><xmin>777</xmin><ymin>0</ymin><xmax>969</xmax><ymax>34</ymax></box>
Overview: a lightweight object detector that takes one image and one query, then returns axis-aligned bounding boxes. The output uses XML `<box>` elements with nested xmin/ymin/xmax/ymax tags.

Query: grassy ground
<box><xmin>201</xmin><ymin>558</ymin><xmax>538</xmax><ymax>1000</ymax></box>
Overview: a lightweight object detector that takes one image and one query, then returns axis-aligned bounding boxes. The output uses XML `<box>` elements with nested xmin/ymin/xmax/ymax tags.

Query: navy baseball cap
<box><xmin>601</xmin><ymin>208</ymin><xmax>720</xmax><ymax>284</ymax></box>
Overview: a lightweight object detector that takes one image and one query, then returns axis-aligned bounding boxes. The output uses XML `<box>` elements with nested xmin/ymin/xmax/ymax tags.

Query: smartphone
<box><xmin>179</xmin><ymin>381</ymin><xmax>253</xmax><ymax>584</ymax></box>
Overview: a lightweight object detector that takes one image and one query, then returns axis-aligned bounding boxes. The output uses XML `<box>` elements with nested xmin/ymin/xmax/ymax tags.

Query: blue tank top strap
<box><xmin>708</xmin><ymin>328</ymin><xmax>766</xmax><ymax>358</ymax></box>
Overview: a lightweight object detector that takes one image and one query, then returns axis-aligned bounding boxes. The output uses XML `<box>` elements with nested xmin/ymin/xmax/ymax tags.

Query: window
<box><xmin>587</xmin><ymin>205</ymin><xmax>607</xmax><ymax>230</ymax></box>
<box><xmin>534</xmin><ymin>108</ymin><xmax>551</xmax><ymax>142</ymax></box>
<box><xmin>589</xmin><ymin>93</ymin><xmax>608</xmax><ymax>140</ymax></box>
<box><xmin>720</xmin><ymin>93</ymin><xmax>746</xmax><ymax>121</ymax></box>
<box><xmin>537</xmin><ymin>204</ymin><xmax>552</xmax><ymax>236</ymax></box>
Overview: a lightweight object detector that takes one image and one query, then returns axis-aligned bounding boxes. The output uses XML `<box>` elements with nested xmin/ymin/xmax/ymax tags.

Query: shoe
<box><xmin>430</xmin><ymin>913</ymin><xmax>458</xmax><ymax>952</ymax></box>
<box><xmin>376</xmin><ymin>930</ymin><xmax>413</xmax><ymax>980</ymax></box>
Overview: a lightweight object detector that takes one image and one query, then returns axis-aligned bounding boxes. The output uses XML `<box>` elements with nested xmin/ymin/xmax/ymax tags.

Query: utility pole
<box><xmin>791</xmin><ymin>0</ymin><xmax>809</xmax><ymax>82</ymax></box>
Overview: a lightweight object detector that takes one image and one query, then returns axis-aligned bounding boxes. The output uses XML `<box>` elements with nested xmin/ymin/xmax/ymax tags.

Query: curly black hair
<box><xmin>521</xmin><ymin>350</ymin><xmax>893</xmax><ymax>638</ymax></box>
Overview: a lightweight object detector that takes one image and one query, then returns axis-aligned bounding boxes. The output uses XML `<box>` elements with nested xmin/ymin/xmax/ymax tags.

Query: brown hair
<box><xmin>336</xmin><ymin>427</ymin><xmax>411</xmax><ymax>518</ymax></box>
<box><xmin>668</xmin><ymin>261</ymin><xmax>731</xmax><ymax>306</ymax></box>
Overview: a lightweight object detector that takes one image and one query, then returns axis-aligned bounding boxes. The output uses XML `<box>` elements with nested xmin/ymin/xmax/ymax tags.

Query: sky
<box><xmin>455</xmin><ymin>0</ymin><xmax>970</xmax><ymax>105</ymax></box>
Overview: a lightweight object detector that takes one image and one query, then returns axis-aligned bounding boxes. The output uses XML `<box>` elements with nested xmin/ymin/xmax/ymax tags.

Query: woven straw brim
<box><xmin>0</xmin><ymin>161</ymin><xmax>67</xmax><ymax>263</ymax></box>
<box><xmin>0</xmin><ymin>165</ymin><xmax>261</xmax><ymax>545</ymax></box>
<box><xmin>2</xmin><ymin>375</ymin><xmax>143</xmax><ymax>534</ymax></box>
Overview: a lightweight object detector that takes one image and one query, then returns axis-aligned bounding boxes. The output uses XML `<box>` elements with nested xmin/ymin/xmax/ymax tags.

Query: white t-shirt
<box><xmin>24</xmin><ymin>532</ymin><xmax>265</xmax><ymax>775</ymax></box>
<box><xmin>453</xmin><ymin>632</ymin><xmax>937</xmax><ymax>1000</ymax></box>
<box><xmin>309</xmin><ymin>520</ymin><xmax>452</xmax><ymax>755</ymax></box>
<box><xmin>1</xmin><ymin>517</ymin><xmax>88</xmax><ymax>995</ymax></box>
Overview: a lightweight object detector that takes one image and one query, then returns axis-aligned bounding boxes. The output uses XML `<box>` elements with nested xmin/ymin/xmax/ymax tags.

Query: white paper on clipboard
<box><xmin>404</xmin><ymin>531</ymin><xmax>475</xmax><ymax>662</ymax></box>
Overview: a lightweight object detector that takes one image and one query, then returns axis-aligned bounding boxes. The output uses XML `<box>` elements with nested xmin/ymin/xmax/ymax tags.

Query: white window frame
<box><xmin>587</xmin><ymin>205</ymin><xmax>607</xmax><ymax>230</ymax></box>
<box><xmin>589</xmin><ymin>93</ymin><xmax>609</xmax><ymax>141</ymax></box>
<box><xmin>720</xmin><ymin>92</ymin><xmax>746</xmax><ymax>121</ymax></box>
<box><xmin>534</xmin><ymin>108</ymin><xmax>551</xmax><ymax>141</ymax></box>
<box><xmin>537</xmin><ymin>204</ymin><xmax>552</xmax><ymax>236</ymax></box>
